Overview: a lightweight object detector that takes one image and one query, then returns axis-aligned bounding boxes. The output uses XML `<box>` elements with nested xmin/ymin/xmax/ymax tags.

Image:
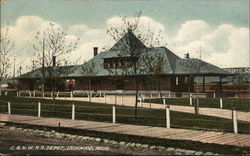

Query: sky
<box><xmin>1</xmin><ymin>0</ymin><xmax>249</xmax><ymax>74</ymax></box>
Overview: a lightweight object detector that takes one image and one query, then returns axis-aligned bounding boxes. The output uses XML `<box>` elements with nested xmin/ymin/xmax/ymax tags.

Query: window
<box><xmin>110</xmin><ymin>61</ymin><xmax>113</xmax><ymax>68</ymax></box>
<box><xmin>184</xmin><ymin>77</ymin><xmax>188</xmax><ymax>84</ymax></box>
<box><xmin>115</xmin><ymin>61</ymin><xmax>118</xmax><ymax>68</ymax></box>
<box><xmin>176</xmin><ymin>77</ymin><xmax>179</xmax><ymax>85</ymax></box>
<box><xmin>121</xmin><ymin>60</ymin><xmax>125</xmax><ymax>67</ymax></box>
<box><xmin>103</xmin><ymin>57</ymin><xmax>138</xmax><ymax>69</ymax></box>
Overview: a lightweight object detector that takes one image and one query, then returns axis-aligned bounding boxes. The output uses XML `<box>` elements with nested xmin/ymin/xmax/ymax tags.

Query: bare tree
<box><xmin>0</xmin><ymin>27</ymin><xmax>14</xmax><ymax>96</ymax></box>
<box><xmin>106</xmin><ymin>11</ymin><xmax>167</xmax><ymax>117</ymax></box>
<box><xmin>181</xmin><ymin>47</ymin><xmax>209</xmax><ymax>92</ymax></box>
<box><xmin>31</xmin><ymin>22</ymin><xmax>79</xmax><ymax>98</ymax></box>
<box><xmin>138</xmin><ymin>52</ymin><xmax>168</xmax><ymax>105</ymax></box>
<box><xmin>81</xmin><ymin>60</ymin><xmax>98</xmax><ymax>102</ymax></box>
<box><xmin>181</xmin><ymin>47</ymin><xmax>210</xmax><ymax>114</ymax></box>
<box><xmin>232</xmin><ymin>73</ymin><xmax>249</xmax><ymax>103</ymax></box>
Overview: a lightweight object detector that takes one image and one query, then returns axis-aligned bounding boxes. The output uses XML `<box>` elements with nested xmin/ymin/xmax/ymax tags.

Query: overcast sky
<box><xmin>1</xmin><ymin>0</ymin><xmax>249</xmax><ymax>74</ymax></box>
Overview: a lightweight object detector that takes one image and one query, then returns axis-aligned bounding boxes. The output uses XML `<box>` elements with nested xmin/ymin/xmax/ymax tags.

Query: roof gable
<box><xmin>102</xmin><ymin>30</ymin><xmax>147</xmax><ymax>58</ymax></box>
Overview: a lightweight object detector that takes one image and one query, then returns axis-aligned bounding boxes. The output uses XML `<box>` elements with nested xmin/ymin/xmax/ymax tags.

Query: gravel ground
<box><xmin>0</xmin><ymin>126</ymin><xmax>176</xmax><ymax>155</ymax></box>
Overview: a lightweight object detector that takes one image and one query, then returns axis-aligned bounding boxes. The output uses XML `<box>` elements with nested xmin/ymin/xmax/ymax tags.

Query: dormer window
<box><xmin>103</xmin><ymin>57</ymin><xmax>138</xmax><ymax>69</ymax></box>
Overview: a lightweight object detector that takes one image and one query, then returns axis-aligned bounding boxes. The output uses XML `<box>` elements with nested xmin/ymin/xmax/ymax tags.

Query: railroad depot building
<box><xmin>17</xmin><ymin>31</ymin><xmax>231</xmax><ymax>93</ymax></box>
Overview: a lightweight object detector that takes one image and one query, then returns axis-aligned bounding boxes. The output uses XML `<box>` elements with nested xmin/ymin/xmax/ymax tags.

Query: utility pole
<box><xmin>42</xmin><ymin>37</ymin><xmax>45</xmax><ymax>98</ymax></box>
<box><xmin>32</xmin><ymin>60</ymin><xmax>35</xmax><ymax>71</ymax></box>
<box><xmin>19</xmin><ymin>66</ymin><xmax>22</xmax><ymax>76</ymax></box>
<box><xmin>42</xmin><ymin>37</ymin><xmax>45</xmax><ymax>80</ymax></box>
<box><xmin>13</xmin><ymin>55</ymin><xmax>16</xmax><ymax>83</ymax></box>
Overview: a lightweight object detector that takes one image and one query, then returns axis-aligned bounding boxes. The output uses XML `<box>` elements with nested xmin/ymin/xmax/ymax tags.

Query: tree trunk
<box><xmin>188</xmin><ymin>75</ymin><xmax>192</xmax><ymax>94</ymax></box>
<box><xmin>237</xmin><ymin>85</ymin><xmax>241</xmax><ymax>105</ymax></box>
<box><xmin>158</xmin><ymin>79</ymin><xmax>162</xmax><ymax>99</ymax></box>
<box><xmin>53</xmin><ymin>79</ymin><xmax>56</xmax><ymax>101</ymax></box>
<box><xmin>148</xmin><ymin>79</ymin><xmax>152</xmax><ymax>107</ymax></box>
<box><xmin>88</xmin><ymin>78</ymin><xmax>91</xmax><ymax>102</ymax></box>
<box><xmin>42</xmin><ymin>84</ymin><xmax>44</xmax><ymax>99</ymax></box>
<box><xmin>115</xmin><ymin>78</ymin><xmax>117</xmax><ymax>105</ymax></box>
<box><xmin>135</xmin><ymin>75</ymin><xmax>139</xmax><ymax>118</ymax></box>
<box><xmin>53</xmin><ymin>78</ymin><xmax>56</xmax><ymax>116</ymax></box>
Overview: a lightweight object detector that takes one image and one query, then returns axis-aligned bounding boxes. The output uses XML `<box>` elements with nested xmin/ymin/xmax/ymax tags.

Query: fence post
<box><xmin>8</xmin><ymin>102</ymin><xmax>11</xmax><ymax>114</ymax></box>
<box><xmin>29</xmin><ymin>91</ymin><xmax>31</xmax><ymax>97</ymax></box>
<box><xmin>142</xmin><ymin>94</ymin><xmax>145</xmax><ymax>101</ymax></box>
<box><xmin>163</xmin><ymin>98</ymin><xmax>166</xmax><ymax>106</ymax></box>
<box><xmin>72</xmin><ymin>104</ymin><xmax>75</xmax><ymax>120</ymax></box>
<box><xmin>104</xmin><ymin>92</ymin><xmax>106</xmax><ymax>103</ymax></box>
<box><xmin>232</xmin><ymin>108</ymin><xmax>238</xmax><ymax>134</ymax></box>
<box><xmin>42</xmin><ymin>92</ymin><xmax>44</xmax><ymax>98</ymax></box>
<box><xmin>195</xmin><ymin>98</ymin><xmax>199</xmax><ymax>114</ymax></box>
<box><xmin>168</xmin><ymin>93</ymin><xmax>171</xmax><ymax>98</ymax></box>
<box><xmin>166</xmin><ymin>105</ymin><xmax>170</xmax><ymax>128</ymax></box>
<box><xmin>70</xmin><ymin>91</ymin><xmax>73</xmax><ymax>99</ymax></box>
<box><xmin>16</xmin><ymin>90</ymin><xmax>19</xmax><ymax>97</ymax></box>
<box><xmin>112</xmin><ymin>105</ymin><xmax>116</xmax><ymax>123</ymax></box>
<box><xmin>56</xmin><ymin>91</ymin><xmax>59</xmax><ymax>98</ymax></box>
<box><xmin>150</xmin><ymin>93</ymin><xmax>152</xmax><ymax>108</ymax></box>
<box><xmin>51</xmin><ymin>91</ymin><xmax>53</xmax><ymax>97</ymax></box>
<box><xmin>213</xmin><ymin>92</ymin><xmax>216</xmax><ymax>98</ymax></box>
<box><xmin>38</xmin><ymin>102</ymin><xmax>41</xmax><ymax>117</ymax></box>
<box><xmin>189</xmin><ymin>97</ymin><xmax>192</xmax><ymax>106</ymax></box>
<box><xmin>5</xmin><ymin>91</ymin><xmax>8</xmax><ymax>96</ymax></box>
<box><xmin>139</xmin><ymin>97</ymin><xmax>142</xmax><ymax>107</ymax></box>
<box><xmin>220</xmin><ymin>98</ymin><xmax>223</xmax><ymax>108</ymax></box>
<box><xmin>121</xmin><ymin>93</ymin><xmax>123</xmax><ymax>106</ymax></box>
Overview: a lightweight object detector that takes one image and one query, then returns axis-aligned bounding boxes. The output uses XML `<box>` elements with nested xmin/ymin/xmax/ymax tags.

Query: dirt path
<box><xmin>1</xmin><ymin>114</ymin><xmax>249</xmax><ymax>148</ymax></box>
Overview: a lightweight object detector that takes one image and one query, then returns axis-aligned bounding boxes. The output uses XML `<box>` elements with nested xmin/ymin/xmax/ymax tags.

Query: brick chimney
<box><xmin>52</xmin><ymin>56</ymin><xmax>56</xmax><ymax>67</ymax></box>
<box><xmin>93</xmin><ymin>47</ymin><xmax>98</xmax><ymax>57</ymax></box>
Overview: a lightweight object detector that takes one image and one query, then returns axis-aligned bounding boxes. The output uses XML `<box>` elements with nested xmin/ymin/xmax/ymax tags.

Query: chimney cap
<box><xmin>52</xmin><ymin>56</ymin><xmax>56</xmax><ymax>67</ymax></box>
<box><xmin>184</xmin><ymin>53</ymin><xmax>190</xmax><ymax>59</ymax></box>
<box><xmin>93</xmin><ymin>47</ymin><xmax>98</xmax><ymax>57</ymax></box>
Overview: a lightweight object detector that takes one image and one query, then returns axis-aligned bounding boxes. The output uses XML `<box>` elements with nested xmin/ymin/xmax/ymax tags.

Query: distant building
<box><xmin>223</xmin><ymin>67</ymin><xmax>250</xmax><ymax>74</ymax></box>
<box><xmin>17</xmin><ymin>31</ymin><xmax>230</xmax><ymax>93</ymax></box>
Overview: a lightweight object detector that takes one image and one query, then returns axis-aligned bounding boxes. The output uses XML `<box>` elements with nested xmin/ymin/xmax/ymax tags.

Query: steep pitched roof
<box><xmin>102</xmin><ymin>30</ymin><xmax>147</xmax><ymax>58</ymax></box>
<box><xmin>19</xmin><ymin>31</ymin><xmax>230</xmax><ymax>79</ymax></box>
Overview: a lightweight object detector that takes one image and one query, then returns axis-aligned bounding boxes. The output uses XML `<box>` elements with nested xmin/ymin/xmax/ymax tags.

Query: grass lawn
<box><xmin>144</xmin><ymin>98</ymin><xmax>250</xmax><ymax>112</ymax></box>
<box><xmin>0</xmin><ymin>96</ymin><xmax>249</xmax><ymax>134</ymax></box>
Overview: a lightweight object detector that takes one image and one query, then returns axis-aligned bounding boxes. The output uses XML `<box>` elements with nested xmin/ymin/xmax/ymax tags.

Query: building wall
<box><xmin>19</xmin><ymin>75</ymin><xmax>191</xmax><ymax>92</ymax></box>
<box><xmin>170</xmin><ymin>75</ymin><xmax>192</xmax><ymax>92</ymax></box>
<box><xmin>74</xmin><ymin>76</ymin><xmax>174</xmax><ymax>91</ymax></box>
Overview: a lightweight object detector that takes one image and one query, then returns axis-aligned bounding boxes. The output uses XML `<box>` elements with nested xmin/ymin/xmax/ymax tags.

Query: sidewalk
<box><xmin>0</xmin><ymin>114</ymin><xmax>249</xmax><ymax>148</ymax></box>
<box><xmin>40</xmin><ymin>96</ymin><xmax>250</xmax><ymax>122</ymax></box>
